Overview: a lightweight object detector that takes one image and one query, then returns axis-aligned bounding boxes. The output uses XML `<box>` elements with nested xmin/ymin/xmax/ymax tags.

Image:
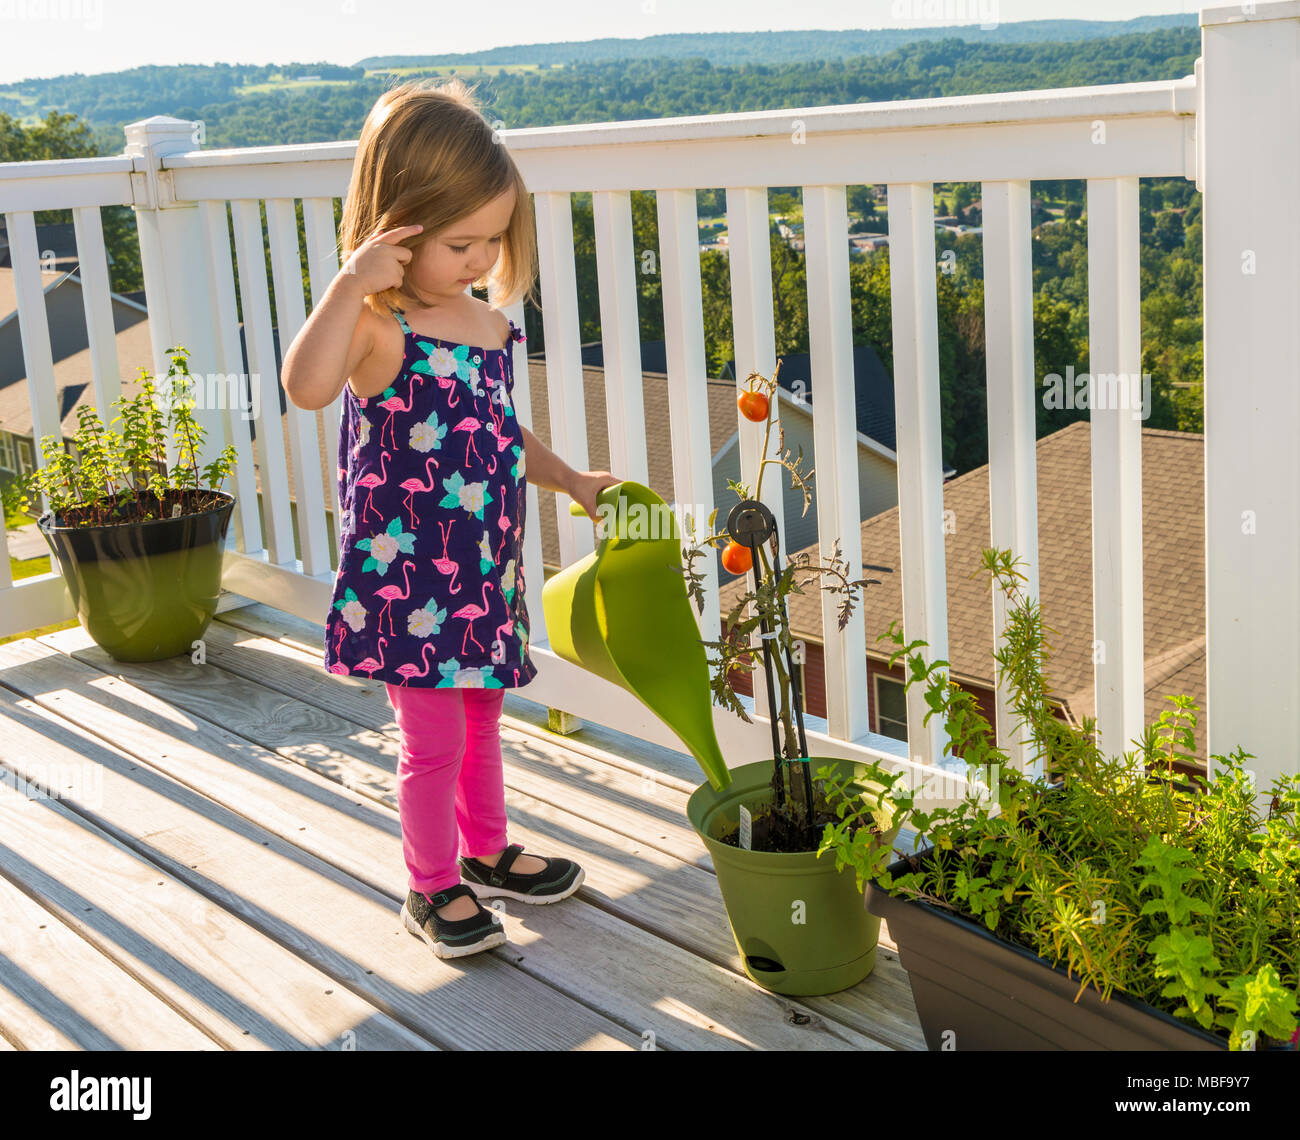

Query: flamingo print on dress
<box><xmin>482</xmin><ymin>357</ymin><xmax>514</xmax><ymax>474</ymax></box>
<box><xmin>395</xmin><ymin>641</ymin><xmax>440</xmax><ymax>686</ymax></box>
<box><xmin>432</xmin><ymin>518</ymin><xmax>462</xmax><ymax>594</ymax></box>
<box><xmin>495</xmin><ymin>483</ymin><xmax>511</xmax><ymax>559</ymax></box>
<box><xmin>453</xmin><ymin>581</ymin><xmax>495</xmax><ymax>654</ymax></box>
<box><xmin>434</xmin><ymin>371</ymin><xmax>461</xmax><ymax>407</ymax></box>
<box><xmin>492</xmin><ymin>611</ymin><xmax>514</xmax><ymax>663</ymax></box>
<box><xmin>353</xmin><ymin>636</ymin><xmax>389</xmax><ymax>678</ymax></box>
<box><xmin>374</xmin><ymin>559</ymin><xmax>416</xmax><ymax>636</ymax></box>
<box><xmin>356</xmin><ymin>449</ymin><xmax>392</xmax><ymax>525</ymax></box>
<box><xmin>376</xmin><ymin>388</ymin><xmax>417</xmax><ymax>449</ymax></box>
<box><xmin>452</xmin><ymin>415</ymin><xmax>484</xmax><ymax>466</ymax></box>
<box><xmin>398</xmin><ymin>455</ymin><xmax>441</xmax><ymax>528</ymax></box>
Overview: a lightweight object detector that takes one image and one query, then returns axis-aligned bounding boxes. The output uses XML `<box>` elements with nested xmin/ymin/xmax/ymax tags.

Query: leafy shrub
<box><xmin>819</xmin><ymin>548</ymin><xmax>1300</xmax><ymax>1050</ymax></box>
<box><xmin>16</xmin><ymin>346</ymin><xmax>237</xmax><ymax>527</ymax></box>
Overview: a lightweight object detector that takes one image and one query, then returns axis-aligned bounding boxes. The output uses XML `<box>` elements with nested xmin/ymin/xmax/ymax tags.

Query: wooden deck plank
<box><xmin>26</xmin><ymin>628</ymin><xmax>923</xmax><ymax>1050</ymax></box>
<box><xmin>207</xmin><ymin>613</ymin><xmax>925</xmax><ymax>1046</ymax></box>
<box><xmin>0</xmin><ymin>754</ymin><xmax>428</xmax><ymax>1051</ymax></box>
<box><xmin>0</xmin><ymin>653</ymin><xmax>638</xmax><ymax>1051</ymax></box>
<box><xmin>0</xmin><ymin>871</ymin><xmax>217</xmax><ymax>1050</ymax></box>
<box><xmin>215</xmin><ymin>607</ymin><xmax>917</xmax><ymax>942</ymax></box>
<box><xmin>5</xmin><ymin>636</ymin><xmax>904</xmax><ymax>1050</ymax></box>
<box><xmin>188</xmin><ymin>619</ymin><xmax>715</xmax><ymax>871</ymax></box>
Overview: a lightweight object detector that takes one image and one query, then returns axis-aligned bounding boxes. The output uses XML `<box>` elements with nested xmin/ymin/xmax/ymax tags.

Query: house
<box><xmin>536</xmin><ymin>337</ymin><xmax>952</xmax><ymax>578</ymax></box>
<box><xmin>0</xmin><ymin>270</ymin><xmax>332</xmax><ymax>558</ymax></box>
<box><xmin>719</xmin><ymin>420</ymin><xmax>1210</xmax><ymax>771</ymax></box>
<box><xmin>0</xmin><ymin>266</ymin><xmax>151</xmax><ymax>477</ymax></box>
<box><xmin>0</xmin><ymin>218</ymin><xmax>83</xmax><ymax>275</ymax></box>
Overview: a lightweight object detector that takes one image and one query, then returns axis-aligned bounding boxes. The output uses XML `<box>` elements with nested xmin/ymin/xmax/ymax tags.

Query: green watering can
<box><xmin>542</xmin><ymin>480</ymin><xmax>732</xmax><ymax>792</ymax></box>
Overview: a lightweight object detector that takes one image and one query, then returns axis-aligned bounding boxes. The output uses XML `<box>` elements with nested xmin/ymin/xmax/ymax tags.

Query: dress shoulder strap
<box><xmin>390</xmin><ymin>307</ymin><xmax>413</xmax><ymax>335</ymax></box>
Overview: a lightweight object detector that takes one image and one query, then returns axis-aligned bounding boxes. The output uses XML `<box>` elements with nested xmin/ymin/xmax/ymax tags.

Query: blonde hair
<box><xmin>339</xmin><ymin>77</ymin><xmax>539</xmax><ymax>318</ymax></box>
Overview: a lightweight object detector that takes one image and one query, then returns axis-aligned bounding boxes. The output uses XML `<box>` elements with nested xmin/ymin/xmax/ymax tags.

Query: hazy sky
<box><xmin>0</xmin><ymin>0</ymin><xmax>1204</xmax><ymax>83</ymax></box>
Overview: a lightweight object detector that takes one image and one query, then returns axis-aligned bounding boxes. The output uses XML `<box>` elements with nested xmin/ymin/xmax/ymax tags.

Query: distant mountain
<box><xmin>358</xmin><ymin>15</ymin><xmax>1198</xmax><ymax>68</ymax></box>
<box><xmin>0</xmin><ymin>19</ymin><xmax>1201</xmax><ymax>152</ymax></box>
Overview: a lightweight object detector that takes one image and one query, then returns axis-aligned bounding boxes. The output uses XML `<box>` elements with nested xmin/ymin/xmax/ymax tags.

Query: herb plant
<box><xmin>17</xmin><ymin>346</ymin><xmax>238</xmax><ymax>528</ymax></box>
<box><xmin>818</xmin><ymin>548</ymin><xmax>1300</xmax><ymax>1050</ymax></box>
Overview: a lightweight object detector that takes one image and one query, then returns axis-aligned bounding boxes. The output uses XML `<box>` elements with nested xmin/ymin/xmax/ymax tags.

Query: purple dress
<box><xmin>323</xmin><ymin>307</ymin><xmax>536</xmax><ymax>689</ymax></box>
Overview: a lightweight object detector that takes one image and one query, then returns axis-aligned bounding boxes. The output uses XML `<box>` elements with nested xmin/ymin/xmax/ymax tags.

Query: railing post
<box><xmin>123</xmin><ymin>117</ymin><xmax>226</xmax><ymax>480</ymax></box>
<box><xmin>1200</xmin><ymin>2</ymin><xmax>1300</xmax><ymax>787</ymax></box>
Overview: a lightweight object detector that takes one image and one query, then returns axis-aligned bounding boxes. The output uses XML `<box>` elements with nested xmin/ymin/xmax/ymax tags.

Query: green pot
<box><xmin>687</xmin><ymin>756</ymin><xmax>899</xmax><ymax>996</ymax></box>
<box><xmin>38</xmin><ymin>491</ymin><xmax>235</xmax><ymax>663</ymax></box>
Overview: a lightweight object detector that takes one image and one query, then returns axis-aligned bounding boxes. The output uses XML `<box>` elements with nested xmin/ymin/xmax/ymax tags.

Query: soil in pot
<box><xmin>715</xmin><ymin>766</ymin><xmax>878</xmax><ymax>853</ymax></box>
<box><xmin>50</xmin><ymin>486</ymin><xmax>231</xmax><ymax>529</ymax></box>
<box><xmin>717</xmin><ymin>797</ymin><xmax>872</xmax><ymax>853</ymax></box>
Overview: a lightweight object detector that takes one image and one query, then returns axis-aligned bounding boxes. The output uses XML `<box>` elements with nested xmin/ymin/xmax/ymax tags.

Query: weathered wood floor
<box><xmin>0</xmin><ymin>601</ymin><xmax>923</xmax><ymax>1051</ymax></box>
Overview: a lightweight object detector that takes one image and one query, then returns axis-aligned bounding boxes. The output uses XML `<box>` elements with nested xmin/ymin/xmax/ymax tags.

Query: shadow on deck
<box><xmin>0</xmin><ymin>600</ymin><xmax>923</xmax><ymax>1051</ymax></box>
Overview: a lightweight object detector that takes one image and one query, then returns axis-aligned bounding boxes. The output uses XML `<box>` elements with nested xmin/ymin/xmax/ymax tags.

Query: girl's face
<box><xmin>407</xmin><ymin>186</ymin><xmax>517</xmax><ymax>303</ymax></box>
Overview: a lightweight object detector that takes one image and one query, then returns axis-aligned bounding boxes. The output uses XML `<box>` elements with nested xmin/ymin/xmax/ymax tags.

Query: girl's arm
<box><xmin>521</xmin><ymin>426</ymin><xmax>620</xmax><ymax>520</ymax></box>
<box><xmin>282</xmin><ymin>273</ymin><xmax>372</xmax><ymax>411</ymax></box>
<box><xmin>283</xmin><ymin>225</ymin><xmax>422</xmax><ymax>411</ymax></box>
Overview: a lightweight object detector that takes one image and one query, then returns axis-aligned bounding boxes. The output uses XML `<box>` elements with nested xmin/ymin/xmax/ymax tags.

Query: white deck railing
<box><xmin>2</xmin><ymin>3</ymin><xmax>1297</xmax><ymax>797</ymax></box>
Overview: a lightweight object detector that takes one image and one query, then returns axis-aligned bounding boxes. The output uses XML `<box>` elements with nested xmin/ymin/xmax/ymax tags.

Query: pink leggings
<box><xmin>386</xmin><ymin>684</ymin><xmax>511</xmax><ymax>896</ymax></box>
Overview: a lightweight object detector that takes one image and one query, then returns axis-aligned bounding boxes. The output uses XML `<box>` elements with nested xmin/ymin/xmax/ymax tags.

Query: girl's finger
<box><xmin>373</xmin><ymin>224</ymin><xmax>424</xmax><ymax>244</ymax></box>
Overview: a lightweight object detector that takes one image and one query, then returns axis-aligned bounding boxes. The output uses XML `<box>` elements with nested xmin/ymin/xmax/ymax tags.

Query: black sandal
<box><xmin>459</xmin><ymin>843</ymin><xmax>585</xmax><ymax>904</ymax></box>
<box><xmin>401</xmin><ymin>883</ymin><xmax>506</xmax><ymax>958</ymax></box>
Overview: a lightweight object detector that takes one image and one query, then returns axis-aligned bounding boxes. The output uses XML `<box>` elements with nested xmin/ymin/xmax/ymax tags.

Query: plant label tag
<box><xmin>739</xmin><ymin>803</ymin><xmax>752</xmax><ymax>850</ymax></box>
<box><xmin>171</xmin><ymin>503</ymin><xmax>181</xmax><ymax>518</ymax></box>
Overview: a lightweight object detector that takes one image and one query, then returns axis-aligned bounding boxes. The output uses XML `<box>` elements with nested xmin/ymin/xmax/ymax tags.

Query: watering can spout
<box><xmin>542</xmin><ymin>482</ymin><xmax>732</xmax><ymax>792</ymax></box>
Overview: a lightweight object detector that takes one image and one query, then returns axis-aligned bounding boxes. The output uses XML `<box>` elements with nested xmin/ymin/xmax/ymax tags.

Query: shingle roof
<box><xmin>0</xmin><ymin>266</ymin><xmax>68</xmax><ymax>334</ymax></box>
<box><xmin>719</xmin><ymin>420</ymin><xmax>1210</xmax><ymax>759</ymax></box>
<box><xmin>0</xmin><ymin>312</ymin><xmax>156</xmax><ymax>437</ymax></box>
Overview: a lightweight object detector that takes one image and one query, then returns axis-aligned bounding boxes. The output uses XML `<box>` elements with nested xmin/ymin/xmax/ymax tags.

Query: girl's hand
<box><xmin>569</xmin><ymin>470</ymin><xmax>622</xmax><ymax>521</ymax></box>
<box><xmin>340</xmin><ymin>224</ymin><xmax>423</xmax><ymax>295</ymax></box>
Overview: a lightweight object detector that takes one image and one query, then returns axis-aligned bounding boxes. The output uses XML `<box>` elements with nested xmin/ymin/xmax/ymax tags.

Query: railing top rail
<box><xmin>498</xmin><ymin>77</ymin><xmax>1197</xmax><ymax>148</ymax></box>
<box><xmin>160</xmin><ymin>139</ymin><xmax>356</xmax><ymax>170</ymax></box>
<box><xmin>0</xmin><ymin>153</ymin><xmax>136</xmax><ymax>182</ymax></box>
<box><xmin>145</xmin><ymin>75</ymin><xmax>1197</xmax><ymax>176</ymax></box>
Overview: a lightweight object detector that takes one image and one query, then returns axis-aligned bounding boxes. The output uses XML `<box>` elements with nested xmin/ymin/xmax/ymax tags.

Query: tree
<box><xmin>0</xmin><ymin>110</ymin><xmax>142</xmax><ymax>293</ymax></box>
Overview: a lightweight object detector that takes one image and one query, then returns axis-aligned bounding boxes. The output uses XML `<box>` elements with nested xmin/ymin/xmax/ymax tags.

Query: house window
<box><xmin>17</xmin><ymin>439</ymin><xmax>34</xmax><ymax>476</ymax></box>
<box><xmin>873</xmin><ymin>674</ymin><xmax>908</xmax><ymax>741</ymax></box>
<box><xmin>0</xmin><ymin>432</ymin><xmax>13</xmax><ymax>472</ymax></box>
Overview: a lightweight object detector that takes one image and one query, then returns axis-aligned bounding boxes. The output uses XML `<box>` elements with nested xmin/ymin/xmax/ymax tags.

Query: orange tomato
<box><xmin>721</xmin><ymin>541</ymin><xmax>753</xmax><ymax>574</ymax></box>
<box><xmin>737</xmin><ymin>390</ymin><xmax>769</xmax><ymax>422</ymax></box>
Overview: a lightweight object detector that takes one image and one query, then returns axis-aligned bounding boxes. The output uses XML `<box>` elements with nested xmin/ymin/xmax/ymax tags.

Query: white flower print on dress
<box><xmin>458</xmin><ymin>480</ymin><xmax>488</xmax><ymax>516</ymax></box>
<box><xmin>354</xmin><ymin>416</ymin><xmax>372</xmax><ymax>457</ymax></box>
<box><xmin>410</xmin><ymin>411</ymin><xmax>447</xmax><ymax>453</ymax></box>
<box><xmin>340</xmin><ymin>597</ymin><xmax>367</xmax><ymax>632</ymax></box>
<box><xmin>408</xmin><ymin>598</ymin><xmax>448</xmax><ymax>638</ymax></box>
<box><xmin>368</xmin><ymin>530</ymin><xmax>399</xmax><ymax>565</ymax></box>
<box><xmin>427</xmin><ymin>345</ymin><xmax>461</xmax><ymax>377</ymax></box>
<box><xmin>452</xmin><ymin>667</ymin><xmax>487</xmax><ymax>687</ymax></box>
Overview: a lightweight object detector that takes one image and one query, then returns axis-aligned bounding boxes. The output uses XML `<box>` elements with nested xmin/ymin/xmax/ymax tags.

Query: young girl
<box><xmin>283</xmin><ymin>78</ymin><xmax>620</xmax><ymax>960</ymax></box>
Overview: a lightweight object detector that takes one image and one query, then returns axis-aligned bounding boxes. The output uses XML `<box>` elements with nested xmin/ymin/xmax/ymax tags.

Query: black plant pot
<box><xmin>866</xmin><ymin>851</ymin><xmax>1228</xmax><ymax>1051</ymax></box>
<box><xmin>38</xmin><ymin>491</ymin><xmax>235</xmax><ymax>663</ymax></box>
